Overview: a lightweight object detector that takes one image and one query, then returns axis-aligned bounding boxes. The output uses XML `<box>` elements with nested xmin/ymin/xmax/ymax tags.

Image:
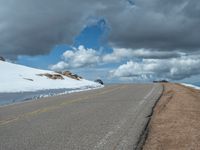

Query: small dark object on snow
<box><xmin>0</xmin><ymin>56</ymin><xmax>5</xmax><ymax>61</ymax></box>
<box><xmin>95</xmin><ymin>79</ymin><xmax>104</xmax><ymax>85</ymax></box>
<box><xmin>23</xmin><ymin>78</ymin><xmax>34</xmax><ymax>81</ymax></box>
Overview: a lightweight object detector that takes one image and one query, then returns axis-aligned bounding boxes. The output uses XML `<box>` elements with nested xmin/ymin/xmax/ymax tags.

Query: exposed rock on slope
<box><xmin>37</xmin><ymin>73</ymin><xmax>64</xmax><ymax>80</ymax></box>
<box><xmin>0</xmin><ymin>56</ymin><xmax>5</xmax><ymax>61</ymax></box>
<box><xmin>59</xmin><ymin>71</ymin><xmax>82</xmax><ymax>80</ymax></box>
<box><xmin>0</xmin><ymin>61</ymin><xmax>101</xmax><ymax>93</ymax></box>
<box><xmin>37</xmin><ymin>71</ymin><xmax>82</xmax><ymax>80</ymax></box>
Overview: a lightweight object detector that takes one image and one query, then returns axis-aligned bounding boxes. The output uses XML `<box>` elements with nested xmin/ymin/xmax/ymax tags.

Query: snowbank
<box><xmin>181</xmin><ymin>83</ymin><xmax>200</xmax><ymax>90</ymax></box>
<box><xmin>0</xmin><ymin>61</ymin><xmax>102</xmax><ymax>93</ymax></box>
<box><xmin>0</xmin><ymin>61</ymin><xmax>103</xmax><ymax>105</ymax></box>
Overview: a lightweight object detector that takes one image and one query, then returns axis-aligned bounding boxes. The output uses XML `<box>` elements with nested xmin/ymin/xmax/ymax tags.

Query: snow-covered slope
<box><xmin>0</xmin><ymin>61</ymin><xmax>102</xmax><ymax>93</ymax></box>
<box><xmin>181</xmin><ymin>83</ymin><xmax>200</xmax><ymax>90</ymax></box>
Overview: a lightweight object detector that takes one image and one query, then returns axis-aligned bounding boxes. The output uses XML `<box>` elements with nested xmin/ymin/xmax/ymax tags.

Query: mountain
<box><xmin>0</xmin><ymin>61</ymin><xmax>102</xmax><ymax>93</ymax></box>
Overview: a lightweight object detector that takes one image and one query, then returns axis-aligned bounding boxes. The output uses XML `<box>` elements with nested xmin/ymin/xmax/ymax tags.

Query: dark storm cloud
<box><xmin>106</xmin><ymin>0</ymin><xmax>200</xmax><ymax>52</ymax></box>
<box><xmin>0</xmin><ymin>0</ymin><xmax>200</xmax><ymax>59</ymax></box>
<box><xmin>0</xmin><ymin>0</ymin><xmax>100</xmax><ymax>58</ymax></box>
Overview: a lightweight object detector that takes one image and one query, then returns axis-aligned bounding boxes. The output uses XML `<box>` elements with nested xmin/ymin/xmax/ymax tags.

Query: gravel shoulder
<box><xmin>143</xmin><ymin>83</ymin><xmax>200</xmax><ymax>150</ymax></box>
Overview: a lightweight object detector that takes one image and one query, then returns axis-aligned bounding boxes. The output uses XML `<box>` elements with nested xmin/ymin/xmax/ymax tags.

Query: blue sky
<box><xmin>16</xmin><ymin>19</ymin><xmax>141</xmax><ymax>83</ymax></box>
<box><xmin>17</xmin><ymin>19</ymin><xmax>118</xmax><ymax>83</ymax></box>
<box><xmin>17</xmin><ymin>20</ymin><xmax>105</xmax><ymax>68</ymax></box>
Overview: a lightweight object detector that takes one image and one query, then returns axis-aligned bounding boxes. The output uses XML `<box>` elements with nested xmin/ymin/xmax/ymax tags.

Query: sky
<box><xmin>0</xmin><ymin>0</ymin><xmax>200</xmax><ymax>84</ymax></box>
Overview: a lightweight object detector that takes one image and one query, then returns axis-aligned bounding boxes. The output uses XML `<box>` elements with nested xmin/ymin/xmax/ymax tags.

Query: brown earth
<box><xmin>37</xmin><ymin>73</ymin><xmax>64</xmax><ymax>80</ymax></box>
<box><xmin>61</xmin><ymin>71</ymin><xmax>82</xmax><ymax>80</ymax></box>
<box><xmin>143</xmin><ymin>83</ymin><xmax>200</xmax><ymax>150</ymax></box>
<box><xmin>37</xmin><ymin>72</ymin><xmax>83</xmax><ymax>80</ymax></box>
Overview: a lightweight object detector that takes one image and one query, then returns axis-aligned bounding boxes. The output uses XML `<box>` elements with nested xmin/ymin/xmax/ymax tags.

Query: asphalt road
<box><xmin>0</xmin><ymin>84</ymin><xmax>163</xmax><ymax>150</ymax></box>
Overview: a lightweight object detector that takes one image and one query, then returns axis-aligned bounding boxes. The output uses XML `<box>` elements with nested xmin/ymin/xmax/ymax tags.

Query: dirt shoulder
<box><xmin>143</xmin><ymin>83</ymin><xmax>200</xmax><ymax>150</ymax></box>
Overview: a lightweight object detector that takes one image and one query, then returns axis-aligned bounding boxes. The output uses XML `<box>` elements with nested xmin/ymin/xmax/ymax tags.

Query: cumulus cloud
<box><xmin>51</xmin><ymin>46</ymin><xmax>184</xmax><ymax>71</ymax></box>
<box><xmin>50</xmin><ymin>61</ymin><xmax>69</xmax><ymax>71</ymax></box>
<box><xmin>110</xmin><ymin>55</ymin><xmax>200</xmax><ymax>80</ymax></box>
<box><xmin>1</xmin><ymin>0</ymin><xmax>200</xmax><ymax>59</ymax></box>
<box><xmin>103</xmin><ymin>48</ymin><xmax>184</xmax><ymax>62</ymax></box>
<box><xmin>50</xmin><ymin>45</ymin><xmax>100</xmax><ymax>71</ymax></box>
<box><xmin>51</xmin><ymin>46</ymin><xmax>200</xmax><ymax>81</ymax></box>
<box><xmin>50</xmin><ymin>45</ymin><xmax>200</xmax><ymax>81</ymax></box>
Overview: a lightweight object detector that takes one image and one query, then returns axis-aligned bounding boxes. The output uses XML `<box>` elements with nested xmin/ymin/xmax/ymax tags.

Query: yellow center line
<box><xmin>0</xmin><ymin>86</ymin><xmax>124</xmax><ymax>126</ymax></box>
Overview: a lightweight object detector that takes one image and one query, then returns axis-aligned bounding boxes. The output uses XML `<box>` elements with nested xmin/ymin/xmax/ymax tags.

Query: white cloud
<box><xmin>50</xmin><ymin>45</ymin><xmax>100</xmax><ymax>71</ymax></box>
<box><xmin>102</xmin><ymin>48</ymin><xmax>133</xmax><ymax>62</ymax></box>
<box><xmin>50</xmin><ymin>46</ymin><xmax>200</xmax><ymax>81</ymax></box>
<box><xmin>51</xmin><ymin>47</ymin><xmax>186</xmax><ymax>72</ymax></box>
<box><xmin>50</xmin><ymin>61</ymin><xmax>69</xmax><ymax>71</ymax></box>
<box><xmin>110</xmin><ymin>55</ymin><xmax>200</xmax><ymax>81</ymax></box>
<box><xmin>103</xmin><ymin>48</ymin><xmax>183</xmax><ymax>63</ymax></box>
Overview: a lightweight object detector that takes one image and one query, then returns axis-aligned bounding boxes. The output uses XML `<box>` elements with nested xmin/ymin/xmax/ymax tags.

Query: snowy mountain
<box><xmin>0</xmin><ymin>61</ymin><xmax>103</xmax><ymax>105</ymax></box>
<box><xmin>0</xmin><ymin>61</ymin><xmax>102</xmax><ymax>93</ymax></box>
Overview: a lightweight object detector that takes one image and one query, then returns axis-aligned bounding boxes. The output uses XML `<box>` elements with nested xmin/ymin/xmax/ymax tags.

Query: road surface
<box><xmin>0</xmin><ymin>84</ymin><xmax>163</xmax><ymax>150</ymax></box>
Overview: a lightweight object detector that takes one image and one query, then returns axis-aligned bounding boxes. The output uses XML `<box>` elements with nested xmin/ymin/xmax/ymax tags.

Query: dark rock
<box><xmin>62</xmin><ymin>71</ymin><xmax>72</xmax><ymax>76</ymax></box>
<box><xmin>37</xmin><ymin>73</ymin><xmax>64</xmax><ymax>80</ymax></box>
<box><xmin>23</xmin><ymin>78</ymin><xmax>34</xmax><ymax>81</ymax></box>
<box><xmin>94</xmin><ymin>79</ymin><xmax>104</xmax><ymax>85</ymax></box>
<box><xmin>62</xmin><ymin>71</ymin><xmax>82</xmax><ymax>80</ymax></box>
<box><xmin>39</xmin><ymin>70</ymin><xmax>83</xmax><ymax>80</ymax></box>
<box><xmin>0</xmin><ymin>56</ymin><xmax>5</xmax><ymax>61</ymax></box>
<box><xmin>52</xmin><ymin>74</ymin><xmax>64</xmax><ymax>80</ymax></box>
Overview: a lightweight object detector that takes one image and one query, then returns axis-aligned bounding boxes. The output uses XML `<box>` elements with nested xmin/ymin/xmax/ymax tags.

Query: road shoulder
<box><xmin>142</xmin><ymin>83</ymin><xmax>200</xmax><ymax>150</ymax></box>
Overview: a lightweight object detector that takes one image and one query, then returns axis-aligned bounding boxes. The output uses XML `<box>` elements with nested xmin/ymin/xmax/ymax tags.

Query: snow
<box><xmin>0</xmin><ymin>61</ymin><xmax>103</xmax><ymax>105</ymax></box>
<box><xmin>0</xmin><ymin>61</ymin><xmax>102</xmax><ymax>93</ymax></box>
<box><xmin>181</xmin><ymin>83</ymin><xmax>200</xmax><ymax>90</ymax></box>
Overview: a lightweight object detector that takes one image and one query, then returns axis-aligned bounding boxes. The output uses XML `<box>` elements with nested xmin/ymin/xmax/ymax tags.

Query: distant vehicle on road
<box><xmin>153</xmin><ymin>80</ymin><xmax>169</xmax><ymax>83</ymax></box>
<box><xmin>95</xmin><ymin>79</ymin><xmax>104</xmax><ymax>85</ymax></box>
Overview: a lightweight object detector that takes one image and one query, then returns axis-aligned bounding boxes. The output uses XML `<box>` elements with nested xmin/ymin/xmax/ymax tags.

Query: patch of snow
<box><xmin>0</xmin><ymin>61</ymin><xmax>103</xmax><ymax>105</ymax></box>
<box><xmin>181</xmin><ymin>83</ymin><xmax>200</xmax><ymax>90</ymax></box>
<box><xmin>0</xmin><ymin>61</ymin><xmax>102</xmax><ymax>93</ymax></box>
